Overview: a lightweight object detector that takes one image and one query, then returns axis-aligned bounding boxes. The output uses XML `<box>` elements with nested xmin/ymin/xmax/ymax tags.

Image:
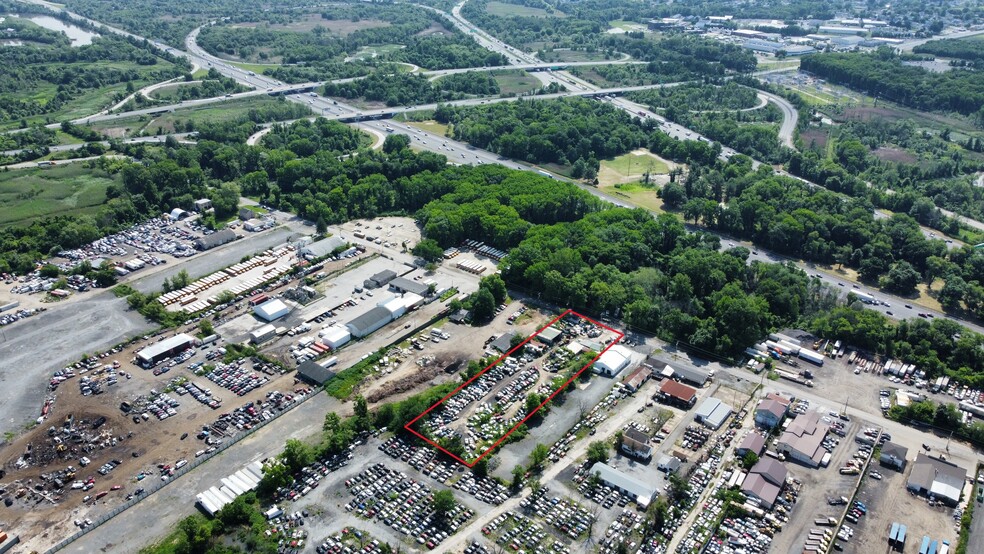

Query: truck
<box><xmin>537</xmin><ymin>170</ymin><xmax>554</xmax><ymax>179</ymax></box>
<box><xmin>798</xmin><ymin>349</ymin><xmax>825</xmax><ymax>366</ymax></box>
<box><xmin>814</xmin><ymin>517</ymin><xmax>837</xmax><ymax>526</ymax></box>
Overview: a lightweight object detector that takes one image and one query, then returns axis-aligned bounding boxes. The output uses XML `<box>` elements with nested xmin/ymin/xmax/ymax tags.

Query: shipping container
<box><xmin>798</xmin><ymin>349</ymin><xmax>825</xmax><ymax>366</ymax></box>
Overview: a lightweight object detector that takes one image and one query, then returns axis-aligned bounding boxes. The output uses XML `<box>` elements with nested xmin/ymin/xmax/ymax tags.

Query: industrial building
<box><xmin>754</xmin><ymin>398</ymin><xmax>788</xmax><ymax>429</ymax></box>
<box><xmin>906</xmin><ymin>454</ymin><xmax>966</xmax><ymax>506</ymax></box>
<box><xmin>741</xmin><ymin>458</ymin><xmax>788</xmax><ymax>509</ymax></box>
<box><xmin>193</xmin><ymin>198</ymin><xmax>212</xmax><ymax>212</ymax></box>
<box><xmin>538</xmin><ymin>325</ymin><xmax>563</xmax><ymax>345</ymax></box>
<box><xmin>777</xmin><ymin>411</ymin><xmax>829</xmax><ymax>467</ymax></box>
<box><xmin>694</xmin><ymin>397</ymin><xmax>733</xmax><ymax>430</ymax></box>
<box><xmin>364</xmin><ymin>269</ymin><xmax>397</xmax><ymax>289</ymax></box>
<box><xmin>301</xmin><ymin>236</ymin><xmax>348</xmax><ymax>259</ymax></box>
<box><xmin>136</xmin><ymin>333</ymin><xmax>195</xmax><ymax>367</ymax></box>
<box><xmin>319</xmin><ymin>325</ymin><xmax>351</xmax><ymax>349</ymax></box>
<box><xmin>169</xmin><ymin>208</ymin><xmax>191</xmax><ymax>221</ymax></box>
<box><xmin>378</xmin><ymin>296</ymin><xmax>406</xmax><ymax>319</ymax></box>
<box><xmin>196</xmin><ymin>461</ymin><xmax>264</xmax><ymax>517</ymax></box>
<box><xmin>346</xmin><ymin>306</ymin><xmax>393</xmax><ymax>338</ymax></box>
<box><xmin>388</xmin><ymin>276</ymin><xmax>430</xmax><ymax>296</ymax></box>
<box><xmin>588</xmin><ymin>462</ymin><xmax>657</xmax><ymax>508</ymax></box>
<box><xmin>249</xmin><ymin>324</ymin><xmax>277</xmax><ymax>344</ymax></box>
<box><xmin>254</xmin><ymin>299</ymin><xmax>291</xmax><ymax>322</ymax></box>
<box><xmin>622</xmin><ymin>365</ymin><xmax>650</xmax><ymax>392</ymax></box>
<box><xmin>243</xmin><ymin>218</ymin><xmax>265</xmax><ymax>232</ymax></box>
<box><xmin>879</xmin><ymin>442</ymin><xmax>908</xmax><ymax>471</ymax></box>
<box><xmin>653</xmin><ymin>362</ymin><xmax>709</xmax><ymax>387</ymax></box>
<box><xmin>296</xmin><ymin>359</ymin><xmax>337</xmax><ymax>386</ymax></box>
<box><xmin>657</xmin><ymin>379</ymin><xmax>697</xmax><ymax>409</ymax></box>
<box><xmin>194</xmin><ymin>229</ymin><xmax>237</xmax><ymax>251</ymax></box>
<box><xmin>593</xmin><ymin>345</ymin><xmax>632</xmax><ymax>377</ymax></box>
<box><xmin>736</xmin><ymin>433</ymin><xmax>766</xmax><ymax>457</ymax></box>
<box><xmin>620</xmin><ymin>428</ymin><xmax>653</xmax><ymax>461</ymax></box>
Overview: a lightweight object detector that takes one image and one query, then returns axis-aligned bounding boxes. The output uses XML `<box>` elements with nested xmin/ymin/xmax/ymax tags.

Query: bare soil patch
<box><xmin>871</xmin><ymin>146</ymin><xmax>918</xmax><ymax>164</ymax></box>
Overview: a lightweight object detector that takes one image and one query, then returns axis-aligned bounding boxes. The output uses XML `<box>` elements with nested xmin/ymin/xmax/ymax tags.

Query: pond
<box><xmin>26</xmin><ymin>15</ymin><xmax>99</xmax><ymax>46</ymax></box>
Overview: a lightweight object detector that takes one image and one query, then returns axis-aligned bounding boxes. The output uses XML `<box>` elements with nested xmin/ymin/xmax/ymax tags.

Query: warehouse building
<box><xmin>593</xmin><ymin>345</ymin><xmax>632</xmax><ymax>377</ymax></box>
<box><xmin>653</xmin><ymin>361</ymin><xmax>709</xmax><ymax>387</ymax></box>
<box><xmin>907</xmin><ymin>454</ymin><xmax>966</xmax><ymax>506</ymax></box>
<box><xmin>378</xmin><ymin>296</ymin><xmax>406</xmax><ymax>319</ymax></box>
<box><xmin>538</xmin><ymin>326</ymin><xmax>563</xmax><ymax>345</ymax></box>
<box><xmin>777</xmin><ymin>411</ymin><xmax>829</xmax><ymax>467</ymax></box>
<box><xmin>657</xmin><ymin>379</ymin><xmax>697</xmax><ymax>409</ymax></box>
<box><xmin>694</xmin><ymin>397</ymin><xmax>733</xmax><ymax>430</ymax></box>
<box><xmin>196</xmin><ymin>461</ymin><xmax>264</xmax><ymax>517</ymax></box>
<box><xmin>622</xmin><ymin>365</ymin><xmax>650</xmax><ymax>392</ymax></box>
<box><xmin>588</xmin><ymin>463</ymin><xmax>657</xmax><ymax>508</ymax></box>
<box><xmin>346</xmin><ymin>306</ymin><xmax>393</xmax><ymax>338</ymax></box>
<box><xmin>319</xmin><ymin>325</ymin><xmax>351</xmax><ymax>349</ymax></box>
<box><xmin>657</xmin><ymin>455</ymin><xmax>681</xmax><ymax>474</ymax></box>
<box><xmin>296</xmin><ymin>359</ymin><xmax>337</xmax><ymax>386</ymax></box>
<box><xmin>389</xmin><ymin>277</ymin><xmax>430</xmax><ymax>296</ymax></box>
<box><xmin>301</xmin><ymin>236</ymin><xmax>347</xmax><ymax>259</ymax></box>
<box><xmin>136</xmin><ymin>333</ymin><xmax>196</xmax><ymax>368</ymax></box>
<box><xmin>243</xmin><ymin>218</ymin><xmax>265</xmax><ymax>232</ymax></box>
<box><xmin>490</xmin><ymin>332</ymin><xmax>517</xmax><ymax>353</ymax></box>
<box><xmin>254</xmin><ymin>299</ymin><xmax>291</xmax><ymax>322</ymax></box>
<box><xmin>741</xmin><ymin>458</ymin><xmax>788</xmax><ymax>509</ymax></box>
<box><xmin>249</xmin><ymin>324</ymin><xmax>277</xmax><ymax>344</ymax></box>
<box><xmin>364</xmin><ymin>269</ymin><xmax>397</xmax><ymax>289</ymax></box>
<box><xmin>194</xmin><ymin>229</ymin><xmax>237</xmax><ymax>251</ymax></box>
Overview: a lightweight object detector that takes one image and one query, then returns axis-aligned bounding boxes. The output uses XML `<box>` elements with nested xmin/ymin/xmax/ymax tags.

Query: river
<box><xmin>26</xmin><ymin>14</ymin><xmax>99</xmax><ymax>46</ymax></box>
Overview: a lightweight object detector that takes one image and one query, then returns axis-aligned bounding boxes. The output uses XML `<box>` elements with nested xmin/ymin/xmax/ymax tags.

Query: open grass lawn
<box><xmin>0</xmin><ymin>60</ymin><xmax>180</xmax><ymax>131</ymax></box>
<box><xmin>146</xmin><ymin>82</ymin><xmax>197</xmax><ymax>101</ymax></box>
<box><xmin>492</xmin><ymin>70</ymin><xmax>539</xmax><ymax>95</ymax></box>
<box><xmin>486</xmin><ymin>2</ymin><xmax>565</xmax><ymax>18</ymax></box>
<box><xmin>599</xmin><ymin>181</ymin><xmax>666</xmax><ymax>213</ymax></box>
<box><xmin>0</xmin><ymin>163</ymin><xmax>116</xmax><ymax>226</ymax></box>
<box><xmin>237</xmin><ymin>14</ymin><xmax>391</xmax><ymax>35</ymax></box>
<box><xmin>345</xmin><ymin>44</ymin><xmax>404</xmax><ymax>62</ymax></box>
<box><xmin>601</xmin><ymin>150</ymin><xmax>670</xmax><ymax>176</ymax></box>
<box><xmin>406</xmin><ymin>120</ymin><xmax>450</xmax><ymax>136</ymax></box>
<box><xmin>607</xmin><ymin>20</ymin><xmax>647</xmax><ymax>32</ymax></box>
<box><xmin>756</xmin><ymin>59</ymin><xmax>801</xmax><ymax>71</ymax></box>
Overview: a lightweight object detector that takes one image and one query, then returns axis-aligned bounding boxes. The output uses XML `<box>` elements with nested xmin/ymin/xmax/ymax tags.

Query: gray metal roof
<box><xmin>588</xmin><ymin>462</ymin><xmax>656</xmax><ymax>503</ymax></box>
<box><xmin>750</xmin><ymin>457</ymin><xmax>788</xmax><ymax>487</ymax></box>
<box><xmin>137</xmin><ymin>333</ymin><xmax>195</xmax><ymax>362</ymax></box>
<box><xmin>672</xmin><ymin>365</ymin><xmax>709</xmax><ymax>385</ymax></box>
<box><xmin>389</xmin><ymin>277</ymin><xmax>430</xmax><ymax>296</ymax></box>
<box><xmin>880</xmin><ymin>441</ymin><xmax>908</xmax><ymax>460</ymax></box>
<box><xmin>345</xmin><ymin>306</ymin><xmax>393</xmax><ymax>335</ymax></box>
<box><xmin>301</xmin><ymin>236</ymin><xmax>347</xmax><ymax>258</ymax></box>
<box><xmin>297</xmin><ymin>360</ymin><xmax>336</xmax><ymax>385</ymax></box>
<box><xmin>490</xmin><ymin>332</ymin><xmax>516</xmax><ymax>353</ymax></box>
<box><xmin>195</xmin><ymin>229</ymin><xmax>237</xmax><ymax>250</ymax></box>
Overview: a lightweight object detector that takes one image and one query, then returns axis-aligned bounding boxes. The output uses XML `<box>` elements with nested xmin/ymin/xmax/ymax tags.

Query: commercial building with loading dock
<box><xmin>136</xmin><ymin>333</ymin><xmax>195</xmax><ymax>367</ymax></box>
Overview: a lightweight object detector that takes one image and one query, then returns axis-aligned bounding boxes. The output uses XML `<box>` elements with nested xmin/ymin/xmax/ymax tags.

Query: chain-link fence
<box><xmin>44</xmin><ymin>387</ymin><xmax>323</xmax><ymax>554</ymax></box>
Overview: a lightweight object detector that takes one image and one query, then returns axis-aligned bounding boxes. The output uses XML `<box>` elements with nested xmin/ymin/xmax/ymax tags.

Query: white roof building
<box><xmin>588</xmin><ymin>462</ymin><xmax>657</xmax><ymax>508</ymax></box>
<box><xmin>254</xmin><ymin>299</ymin><xmax>290</xmax><ymax>321</ymax></box>
<box><xmin>378</xmin><ymin>296</ymin><xmax>406</xmax><ymax>319</ymax></box>
<box><xmin>319</xmin><ymin>325</ymin><xmax>351</xmax><ymax>349</ymax></box>
<box><xmin>593</xmin><ymin>345</ymin><xmax>632</xmax><ymax>377</ymax></box>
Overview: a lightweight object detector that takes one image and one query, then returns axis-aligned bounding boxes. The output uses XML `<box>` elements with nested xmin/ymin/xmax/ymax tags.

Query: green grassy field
<box><xmin>406</xmin><ymin>120</ymin><xmax>450</xmax><ymax>136</ymax></box>
<box><xmin>486</xmin><ymin>1</ymin><xmax>565</xmax><ymax>17</ymax></box>
<box><xmin>0</xmin><ymin>163</ymin><xmax>116</xmax><ymax>226</ymax></box>
<box><xmin>545</xmin><ymin>49</ymin><xmax>611</xmax><ymax>62</ymax></box>
<box><xmin>600</xmin><ymin>151</ymin><xmax>670</xmax><ymax>181</ymax></box>
<box><xmin>346</xmin><ymin>44</ymin><xmax>404</xmax><ymax>62</ymax></box>
<box><xmin>230</xmin><ymin>61</ymin><xmax>283</xmax><ymax>75</ymax></box>
<box><xmin>492</xmin><ymin>70</ymin><xmax>539</xmax><ymax>95</ymax></box>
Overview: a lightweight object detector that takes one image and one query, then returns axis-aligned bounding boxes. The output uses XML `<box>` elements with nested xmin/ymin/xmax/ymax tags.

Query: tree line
<box><xmin>800</xmin><ymin>48</ymin><xmax>984</xmax><ymax>117</ymax></box>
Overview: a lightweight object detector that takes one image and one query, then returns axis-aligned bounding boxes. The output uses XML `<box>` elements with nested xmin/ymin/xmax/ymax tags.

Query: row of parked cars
<box><xmin>484</xmin><ymin>510</ymin><xmax>570</xmax><ymax>554</ymax></box>
<box><xmin>0</xmin><ymin>306</ymin><xmax>45</xmax><ymax>326</ymax></box>
<box><xmin>519</xmin><ymin>487</ymin><xmax>595</xmax><ymax>541</ymax></box>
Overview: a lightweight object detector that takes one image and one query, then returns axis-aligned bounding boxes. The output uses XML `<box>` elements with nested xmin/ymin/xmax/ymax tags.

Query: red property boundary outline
<box><xmin>404</xmin><ymin>309</ymin><xmax>625</xmax><ymax>467</ymax></box>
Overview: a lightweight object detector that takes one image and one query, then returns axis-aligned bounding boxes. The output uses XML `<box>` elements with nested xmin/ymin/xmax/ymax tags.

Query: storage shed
<box><xmin>254</xmin><ymin>299</ymin><xmax>290</xmax><ymax>322</ymax></box>
<box><xmin>249</xmin><ymin>324</ymin><xmax>277</xmax><ymax>344</ymax></box>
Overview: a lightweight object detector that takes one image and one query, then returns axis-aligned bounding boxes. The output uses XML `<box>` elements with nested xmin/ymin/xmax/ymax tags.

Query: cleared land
<box><xmin>597</xmin><ymin>149</ymin><xmax>673</xmax><ymax>187</ymax></box>
<box><xmin>405</xmin><ymin>119</ymin><xmax>450</xmax><ymax>136</ymax></box>
<box><xmin>485</xmin><ymin>2</ymin><xmax>565</xmax><ymax>18</ymax></box>
<box><xmin>492</xmin><ymin>70</ymin><xmax>540</xmax><ymax>95</ymax></box>
<box><xmin>544</xmin><ymin>49</ymin><xmax>612</xmax><ymax>62</ymax></box>
<box><xmin>0</xmin><ymin>163</ymin><xmax>115</xmax><ymax>226</ymax></box>
<box><xmin>234</xmin><ymin>14</ymin><xmax>391</xmax><ymax>35</ymax></box>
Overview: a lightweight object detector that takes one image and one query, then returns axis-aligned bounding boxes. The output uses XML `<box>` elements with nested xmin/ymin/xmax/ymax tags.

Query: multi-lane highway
<box><xmin>14</xmin><ymin>0</ymin><xmax>980</xmax><ymax>337</ymax></box>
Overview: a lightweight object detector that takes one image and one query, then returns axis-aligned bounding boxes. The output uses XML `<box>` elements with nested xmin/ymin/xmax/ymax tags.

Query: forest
<box><xmin>321</xmin><ymin>72</ymin><xmax>500</xmax><ymax>107</ymax></box>
<box><xmin>433</xmin><ymin>98</ymin><xmax>649</xmax><ymax>174</ymax></box>
<box><xmin>800</xmin><ymin>49</ymin><xmax>984</xmax><ymax>118</ymax></box>
<box><xmin>913</xmin><ymin>38</ymin><xmax>984</xmax><ymax>63</ymax></box>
